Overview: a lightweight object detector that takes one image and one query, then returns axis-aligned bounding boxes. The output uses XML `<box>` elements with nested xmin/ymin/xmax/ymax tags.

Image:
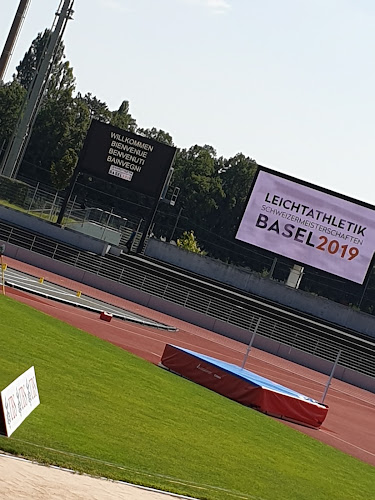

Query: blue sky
<box><xmin>1</xmin><ymin>0</ymin><xmax>374</xmax><ymax>204</ymax></box>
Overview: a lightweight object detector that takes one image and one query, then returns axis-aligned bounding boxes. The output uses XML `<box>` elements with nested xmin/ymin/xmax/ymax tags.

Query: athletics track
<box><xmin>2</xmin><ymin>256</ymin><xmax>375</xmax><ymax>468</ymax></box>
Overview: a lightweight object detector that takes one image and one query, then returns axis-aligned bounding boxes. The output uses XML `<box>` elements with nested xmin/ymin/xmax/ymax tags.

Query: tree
<box><xmin>177</xmin><ymin>230</ymin><xmax>206</xmax><ymax>255</ymax></box>
<box><xmin>172</xmin><ymin>144</ymin><xmax>224</xmax><ymax>225</ymax></box>
<box><xmin>22</xmin><ymin>57</ymin><xmax>78</xmax><ymax>180</ymax></box>
<box><xmin>0</xmin><ymin>81</ymin><xmax>26</xmax><ymax>156</ymax></box>
<box><xmin>76</xmin><ymin>92</ymin><xmax>111</xmax><ymax>122</ymax></box>
<box><xmin>50</xmin><ymin>148</ymin><xmax>78</xmax><ymax>191</ymax></box>
<box><xmin>13</xmin><ymin>31</ymin><xmax>93</xmax><ymax>184</ymax></box>
<box><xmin>67</xmin><ymin>97</ymin><xmax>91</xmax><ymax>152</ymax></box>
<box><xmin>111</xmin><ymin>100</ymin><xmax>137</xmax><ymax>131</ymax></box>
<box><xmin>14</xmin><ymin>30</ymin><xmax>51</xmax><ymax>90</ymax></box>
<box><xmin>47</xmin><ymin>60</ymin><xmax>76</xmax><ymax>100</ymax></box>
<box><xmin>215</xmin><ymin>153</ymin><xmax>257</xmax><ymax>236</ymax></box>
<box><xmin>137</xmin><ymin>127</ymin><xmax>174</xmax><ymax>146</ymax></box>
<box><xmin>7</xmin><ymin>30</ymin><xmax>83</xmax><ymax>183</ymax></box>
<box><xmin>14</xmin><ymin>29</ymin><xmax>66</xmax><ymax>94</ymax></box>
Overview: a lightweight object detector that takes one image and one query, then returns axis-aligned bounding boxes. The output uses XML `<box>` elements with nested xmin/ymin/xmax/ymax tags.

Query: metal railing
<box><xmin>0</xmin><ymin>180</ymin><xmax>146</xmax><ymax>251</ymax></box>
<box><xmin>0</xmin><ymin>219</ymin><xmax>374</xmax><ymax>380</ymax></box>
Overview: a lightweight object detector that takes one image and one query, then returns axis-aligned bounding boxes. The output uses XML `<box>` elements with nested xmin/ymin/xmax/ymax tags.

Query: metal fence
<box><xmin>0</xmin><ymin>219</ymin><xmax>374</xmax><ymax>380</ymax></box>
<box><xmin>0</xmin><ymin>180</ymin><xmax>146</xmax><ymax>252</ymax></box>
<box><xmin>2</xmin><ymin>176</ymin><xmax>374</xmax><ymax>315</ymax></box>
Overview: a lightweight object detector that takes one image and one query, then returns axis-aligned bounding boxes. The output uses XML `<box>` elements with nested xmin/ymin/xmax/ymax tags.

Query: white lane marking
<box><xmin>319</xmin><ymin>430</ymin><xmax>375</xmax><ymax>457</ymax></box>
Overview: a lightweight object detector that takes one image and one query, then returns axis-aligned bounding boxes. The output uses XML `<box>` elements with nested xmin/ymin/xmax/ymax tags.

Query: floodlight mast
<box><xmin>0</xmin><ymin>0</ymin><xmax>31</xmax><ymax>82</ymax></box>
<box><xmin>0</xmin><ymin>0</ymin><xmax>75</xmax><ymax>179</ymax></box>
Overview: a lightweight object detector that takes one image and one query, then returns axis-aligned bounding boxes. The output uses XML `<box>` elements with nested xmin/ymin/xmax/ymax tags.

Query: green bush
<box><xmin>0</xmin><ymin>175</ymin><xmax>29</xmax><ymax>206</ymax></box>
<box><xmin>177</xmin><ymin>230</ymin><xmax>207</xmax><ymax>255</ymax></box>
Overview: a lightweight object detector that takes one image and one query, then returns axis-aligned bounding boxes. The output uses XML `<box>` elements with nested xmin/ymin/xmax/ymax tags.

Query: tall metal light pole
<box><xmin>0</xmin><ymin>0</ymin><xmax>31</xmax><ymax>82</ymax></box>
<box><xmin>0</xmin><ymin>0</ymin><xmax>75</xmax><ymax>179</ymax></box>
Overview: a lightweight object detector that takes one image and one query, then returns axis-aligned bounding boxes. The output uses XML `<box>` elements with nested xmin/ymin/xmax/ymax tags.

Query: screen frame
<box><xmin>235</xmin><ymin>165</ymin><xmax>375</xmax><ymax>285</ymax></box>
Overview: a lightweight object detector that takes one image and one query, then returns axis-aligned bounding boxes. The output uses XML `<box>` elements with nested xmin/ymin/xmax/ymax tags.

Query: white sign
<box><xmin>1</xmin><ymin>366</ymin><xmax>40</xmax><ymax>437</ymax></box>
<box><xmin>108</xmin><ymin>164</ymin><xmax>134</xmax><ymax>181</ymax></box>
<box><xmin>236</xmin><ymin>169</ymin><xmax>375</xmax><ymax>284</ymax></box>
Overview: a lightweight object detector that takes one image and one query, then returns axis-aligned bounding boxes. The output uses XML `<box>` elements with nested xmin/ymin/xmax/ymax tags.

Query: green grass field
<box><xmin>0</xmin><ymin>199</ymin><xmax>58</xmax><ymax>222</ymax></box>
<box><xmin>0</xmin><ymin>296</ymin><xmax>373</xmax><ymax>500</ymax></box>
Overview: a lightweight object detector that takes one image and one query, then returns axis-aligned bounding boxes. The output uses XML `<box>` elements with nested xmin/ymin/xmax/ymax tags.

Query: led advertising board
<box><xmin>236</xmin><ymin>167</ymin><xmax>375</xmax><ymax>284</ymax></box>
<box><xmin>78</xmin><ymin>120</ymin><xmax>176</xmax><ymax>198</ymax></box>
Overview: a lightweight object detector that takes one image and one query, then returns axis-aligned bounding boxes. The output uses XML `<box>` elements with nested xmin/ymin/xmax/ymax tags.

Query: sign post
<box><xmin>0</xmin><ymin>243</ymin><xmax>5</xmax><ymax>295</ymax></box>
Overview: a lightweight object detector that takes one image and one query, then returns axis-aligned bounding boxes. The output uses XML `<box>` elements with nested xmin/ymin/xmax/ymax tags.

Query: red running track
<box><xmin>3</xmin><ymin>257</ymin><xmax>375</xmax><ymax>467</ymax></box>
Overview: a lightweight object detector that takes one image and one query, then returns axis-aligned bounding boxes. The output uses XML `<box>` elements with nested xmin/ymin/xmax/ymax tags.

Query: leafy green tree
<box><xmin>172</xmin><ymin>144</ymin><xmax>224</xmax><ymax>225</ymax></box>
<box><xmin>15</xmin><ymin>30</ymin><xmax>50</xmax><ymax>90</ymax></box>
<box><xmin>26</xmin><ymin>90</ymin><xmax>91</xmax><ymax>170</ymax></box>
<box><xmin>111</xmin><ymin>100</ymin><xmax>137</xmax><ymax>131</ymax></box>
<box><xmin>7</xmin><ymin>30</ymin><xmax>82</xmax><ymax>183</ymax></box>
<box><xmin>67</xmin><ymin>97</ymin><xmax>91</xmax><ymax>152</ymax></box>
<box><xmin>76</xmin><ymin>92</ymin><xmax>111</xmax><ymax>122</ymax></box>
<box><xmin>22</xmin><ymin>56</ymin><xmax>78</xmax><ymax>178</ymax></box>
<box><xmin>177</xmin><ymin>230</ymin><xmax>206</xmax><ymax>255</ymax></box>
<box><xmin>50</xmin><ymin>148</ymin><xmax>78</xmax><ymax>191</ymax></box>
<box><xmin>215</xmin><ymin>153</ymin><xmax>257</xmax><ymax>236</ymax></box>
<box><xmin>47</xmin><ymin>60</ymin><xmax>76</xmax><ymax>99</ymax></box>
<box><xmin>14</xmin><ymin>29</ymin><xmax>65</xmax><ymax>93</ymax></box>
<box><xmin>0</xmin><ymin>81</ymin><xmax>26</xmax><ymax>156</ymax></box>
<box><xmin>14</xmin><ymin>32</ymin><xmax>91</xmax><ymax>184</ymax></box>
<box><xmin>137</xmin><ymin>127</ymin><xmax>174</xmax><ymax>146</ymax></box>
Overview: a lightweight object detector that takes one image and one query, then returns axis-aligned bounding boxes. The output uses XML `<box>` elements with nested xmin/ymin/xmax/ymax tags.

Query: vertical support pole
<box><xmin>49</xmin><ymin>190</ymin><xmax>59</xmax><ymax>220</ymax></box>
<box><xmin>102</xmin><ymin>208</ymin><xmax>113</xmax><ymax>239</ymax></box>
<box><xmin>0</xmin><ymin>0</ymin><xmax>31</xmax><ymax>81</ymax></box>
<box><xmin>56</xmin><ymin>167</ymin><xmax>79</xmax><ymax>225</ymax></box>
<box><xmin>321</xmin><ymin>350</ymin><xmax>341</xmax><ymax>404</ymax></box>
<box><xmin>27</xmin><ymin>182</ymin><xmax>39</xmax><ymax>213</ymax></box>
<box><xmin>136</xmin><ymin>153</ymin><xmax>177</xmax><ymax>254</ymax></box>
<box><xmin>358</xmin><ymin>270</ymin><xmax>372</xmax><ymax>309</ymax></box>
<box><xmin>136</xmin><ymin>196</ymin><xmax>160</xmax><ymax>254</ymax></box>
<box><xmin>66</xmin><ymin>194</ymin><xmax>77</xmax><ymax>220</ymax></box>
<box><xmin>135</xmin><ymin>217</ymin><xmax>143</xmax><ymax>234</ymax></box>
<box><xmin>170</xmin><ymin>206</ymin><xmax>183</xmax><ymax>241</ymax></box>
<box><xmin>0</xmin><ymin>252</ymin><xmax>5</xmax><ymax>295</ymax></box>
<box><xmin>268</xmin><ymin>257</ymin><xmax>277</xmax><ymax>279</ymax></box>
<box><xmin>241</xmin><ymin>317</ymin><xmax>261</xmax><ymax>369</ymax></box>
<box><xmin>0</xmin><ymin>0</ymin><xmax>75</xmax><ymax>178</ymax></box>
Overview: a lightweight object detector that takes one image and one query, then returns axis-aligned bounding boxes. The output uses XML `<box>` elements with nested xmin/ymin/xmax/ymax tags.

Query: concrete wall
<box><xmin>3</xmin><ymin>242</ymin><xmax>374</xmax><ymax>393</ymax></box>
<box><xmin>0</xmin><ymin>206</ymin><xmax>110</xmax><ymax>256</ymax></box>
<box><xmin>145</xmin><ymin>238</ymin><xmax>375</xmax><ymax>338</ymax></box>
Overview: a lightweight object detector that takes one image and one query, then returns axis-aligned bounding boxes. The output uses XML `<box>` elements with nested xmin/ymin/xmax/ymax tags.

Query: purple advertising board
<box><xmin>236</xmin><ymin>168</ymin><xmax>375</xmax><ymax>284</ymax></box>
